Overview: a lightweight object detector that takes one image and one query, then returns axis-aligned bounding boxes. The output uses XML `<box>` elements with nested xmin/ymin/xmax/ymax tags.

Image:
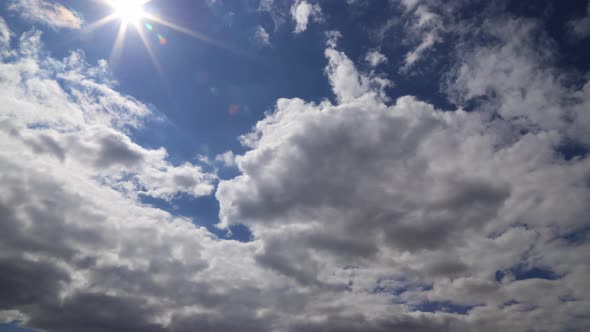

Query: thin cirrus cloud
<box><xmin>0</xmin><ymin>0</ymin><xmax>590</xmax><ymax>332</ymax></box>
<box><xmin>397</xmin><ymin>0</ymin><xmax>444</xmax><ymax>71</ymax></box>
<box><xmin>7</xmin><ymin>0</ymin><xmax>83</xmax><ymax>29</ymax></box>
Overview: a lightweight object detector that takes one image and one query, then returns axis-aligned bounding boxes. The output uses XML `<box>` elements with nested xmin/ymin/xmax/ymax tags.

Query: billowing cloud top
<box><xmin>1</xmin><ymin>1</ymin><xmax>590</xmax><ymax>332</ymax></box>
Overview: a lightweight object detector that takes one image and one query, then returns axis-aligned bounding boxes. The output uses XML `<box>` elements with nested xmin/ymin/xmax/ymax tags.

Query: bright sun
<box><xmin>109</xmin><ymin>0</ymin><xmax>148</xmax><ymax>24</ymax></box>
<box><xmin>93</xmin><ymin>0</ymin><xmax>230</xmax><ymax>71</ymax></box>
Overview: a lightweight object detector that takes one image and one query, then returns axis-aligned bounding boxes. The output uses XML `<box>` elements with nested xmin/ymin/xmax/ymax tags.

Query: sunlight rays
<box><xmin>142</xmin><ymin>12</ymin><xmax>243</xmax><ymax>55</ymax></box>
<box><xmin>109</xmin><ymin>22</ymin><xmax>128</xmax><ymax>66</ymax></box>
<box><xmin>89</xmin><ymin>0</ymin><xmax>251</xmax><ymax>68</ymax></box>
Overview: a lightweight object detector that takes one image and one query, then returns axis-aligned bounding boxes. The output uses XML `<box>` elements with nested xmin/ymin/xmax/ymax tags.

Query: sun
<box><xmin>90</xmin><ymin>0</ymin><xmax>239</xmax><ymax>74</ymax></box>
<box><xmin>109</xmin><ymin>0</ymin><xmax>148</xmax><ymax>24</ymax></box>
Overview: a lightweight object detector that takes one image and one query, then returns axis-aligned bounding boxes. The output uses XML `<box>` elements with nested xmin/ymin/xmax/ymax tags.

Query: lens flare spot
<box><xmin>157</xmin><ymin>34</ymin><xmax>167</xmax><ymax>45</ymax></box>
<box><xmin>229</xmin><ymin>104</ymin><xmax>240</xmax><ymax>115</ymax></box>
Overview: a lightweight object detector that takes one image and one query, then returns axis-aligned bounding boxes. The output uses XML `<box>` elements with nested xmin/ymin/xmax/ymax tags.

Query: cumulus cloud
<box><xmin>290</xmin><ymin>0</ymin><xmax>323</xmax><ymax>33</ymax></box>
<box><xmin>0</xmin><ymin>19</ymin><xmax>272</xmax><ymax>332</ymax></box>
<box><xmin>7</xmin><ymin>0</ymin><xmax>83</xmax><ymax>30</ymax></box>
<box><xmin>2</xmin><ymin>2</ymin><xmax>590</xmax><ymax>332</ymax></box>
<box><xmin>0</xmin><ymin>42</ymin><xmax>216</xmax><ymax>201</ymax></box>
<box><xmin>216</xmin><ymin>8</ymin><xmax>590</xmax><ymax>332</ymax></box>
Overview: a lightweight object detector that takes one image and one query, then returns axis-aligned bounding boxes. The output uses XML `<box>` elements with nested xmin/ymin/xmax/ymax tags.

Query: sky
<box><xmin>0</xmin><ymin>0</ymin><xmax>589</xmax><ymax>331</ymax></box>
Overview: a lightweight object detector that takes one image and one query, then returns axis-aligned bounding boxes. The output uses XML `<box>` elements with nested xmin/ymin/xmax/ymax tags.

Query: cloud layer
<box><xmin>1</xmin><ymin>1</ymin><xmax>590</xmax><ymax>331</ymax></box>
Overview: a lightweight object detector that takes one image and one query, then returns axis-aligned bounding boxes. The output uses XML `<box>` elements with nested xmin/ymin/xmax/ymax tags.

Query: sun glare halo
<box><xmin>109</xmin><ymin>0</ymin><xmax>148</xmax><ymax>24</ymax></box>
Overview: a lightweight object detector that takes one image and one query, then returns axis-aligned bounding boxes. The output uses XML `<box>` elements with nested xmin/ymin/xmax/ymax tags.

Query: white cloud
<box><xmin>0</xmin><ymin>28</ymin><xmax>216</xmax><ymax>202</ymax></box>
<box><xmin>399</xmin><ymin>2</ymin><xmax>444</xmax><ymax>71</ymax></box>
<box><xmin>290</xmin><ymin>0</ymin><xmax>323</xmax><ymax>34</ymax></box>
<box><xmin>446</xmin><ymin>17</ymin><xmax>590</xmax><ymax>145</ymax></box>
<box><xmin>365</xmin><ymin>49</ymin><xmax>388</xmax><ymax>67</ymax></box>
<box><xmin>7</xmin><ymin>0</ymin><xmax>83</xmax><ymax>30</ymax></box>
<box><xmin>253</xmin><ymin>25</ymin><xmax>271</xmax><ymax>47</ymax></box>
<box><xmin>0</xmin><ymin>17</ymin><xmax>11</xmax><ymax>47</ymax></box>
<box><xmin>215</xmin><ymin>150</ymin><xmax>237</xmax><ymax>167</ymax></box>
<box><xmin>323</xmin><ymin>35</ymin><xmax>392</xmax><ymax>103</ymax></box>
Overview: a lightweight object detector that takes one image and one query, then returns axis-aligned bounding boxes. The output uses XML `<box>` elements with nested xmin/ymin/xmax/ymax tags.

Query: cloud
<box><xmin>0</xmin><ymin>17</ymin><xmax>11</xmax><ymax>47</ymax></box>
<box><xmin>215</xmin><ymin>150</ymin><xmax>237</xmax><ymax>167</ymax></box>
<box><xmin>2</xmin><ymin>2</ymin><xmax>590</xmax><ymax>331</ymax></box>
<box><xmin>568</xmin><ymin>1</ymin><xmax>590</xmax><ymax>39</ymax></box>
<box><xmin>216</xmin><ymin>8</ymin><xmax>590</xmax><ymax>332</ymax></box>
<box><xmin>0</xmin><ymin>29</ymin><xmax>216</xmax><ymax>201</ymax></box>
<box><xmin>398</xmin><ymin>1</ymin><xmax>444</xmax><ymax>71</ymax></box>
<box><xmin>258</xmin><ymin>0</ymin><xmax>290</xmax><ymax>32</ymax></box>
<box><xmin>0</xmin><ymin>20</ymin><xmax>274</xmax><ymax>332</ymax></box>
<box><xmin>290</xmin><ymin>0</ymin><xmax>323</xmax><ymax>33</ymax></box>
<box><xmin>445</xmin><ymin>17</ymin><xmax>590</xmax><ymax>145</ymax></box>
<box><xmin>365</xmin><ymin>49</ymin><xmax>388</xmax><ymax>67</ymax></box>
<box><xmin>7</xmin><ymin>0</ymin><xmax>83</xmax><ymax>30</ymax></box>
<box><xmin>322</xmin><ymin>36</ymin><xmax>392</xmax><ymax>103</ymax></box>
<box><xmin>253</xmin><ymin>25</ymin><xmax>271</xmax><ymax>47</ymax></box>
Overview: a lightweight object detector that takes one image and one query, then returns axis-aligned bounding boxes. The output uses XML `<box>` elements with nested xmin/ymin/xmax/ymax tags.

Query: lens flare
<box><xmin>157</xmin><ymin>34</ymin><xmax>167</xmax><ymax>45</ymax></box>
<box><xmin>88</xmin><ymin>0</ymin><xmax>253</xmax><ymax>82</ymax></box>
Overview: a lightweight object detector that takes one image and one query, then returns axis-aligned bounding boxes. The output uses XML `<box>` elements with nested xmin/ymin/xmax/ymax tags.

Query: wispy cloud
<box><xmin>253</xmin><ymin>25</ymin><xmax>271</xmax><ymax>47</ymax></box>
<box><xmin>7</xmin><ymin>0</ymin><xmax>83</xmax><ymax>29</ymax></box>
<box><xmin>398</xmin><ymin>1</ymin><xmax>444</xmax><ymax>71</ymax></box>
<box><xmin>365</xmin><ymin>49</ymin><xmax>388</xmax><ymax>67</ymax></box>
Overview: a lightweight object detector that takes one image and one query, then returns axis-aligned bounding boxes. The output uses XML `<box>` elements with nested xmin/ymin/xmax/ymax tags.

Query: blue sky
<box><xmin>0</xmin><ymin>0</ymin><xmax>590</xmax><ymax>331</ymax></box>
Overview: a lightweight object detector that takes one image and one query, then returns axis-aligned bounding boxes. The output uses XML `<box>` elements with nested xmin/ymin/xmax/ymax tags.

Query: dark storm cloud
<box><xmin>290</xmin><ymin>313</ymin><xmax>455</xmax><ymax>332</ymax></box>
<box><xmin>0</xmin><ymin>258</ymin><xmax>70</xmax><ymax>309</ymax></box>
<box><xmin>29</xmin><ymin>293</ymin><xmax>168</xmax><ymax>332</ymax></box>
